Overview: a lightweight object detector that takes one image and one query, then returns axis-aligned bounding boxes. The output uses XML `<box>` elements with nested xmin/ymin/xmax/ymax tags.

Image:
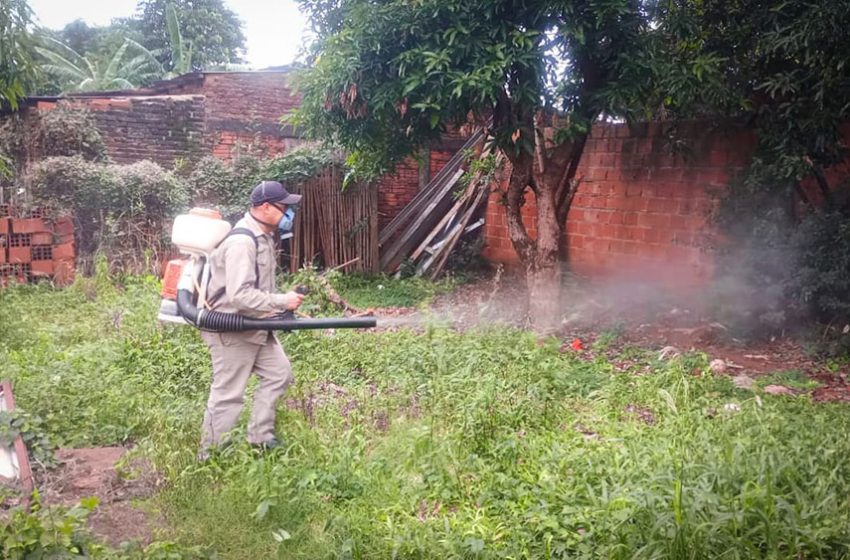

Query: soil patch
<box><xmin>35</xmin><ymin>447</ymin><xmax>166</xmax><ymax>547</ymax></box>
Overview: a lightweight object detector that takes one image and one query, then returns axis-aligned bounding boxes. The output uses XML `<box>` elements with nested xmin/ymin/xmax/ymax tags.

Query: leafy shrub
<box><xmin>188</xmin><ymin>153</ymin><xmax>265</xmax><ymax>219</ymax></box>
<box><xmin>28</xmin><ymin>156</ymin><xmax>189</xmax><ymax>270</ymax></box>
<box><xmin>187</xmin><ymin>145</ymin><xmax>342</xmax><ymax>220</ymax></box>
<box><xmin>32</xmin><ymin>104</ymin><xmax>107</xmax><ymax>160</ymax></box>
<box><xmin>713</xmin><ymin>206</ymin><xmax>850</xmax><ymax>345</ymax></box>
<box><xmin>0</xmin><ymin>410</ymin><xmax>58</xmax><ymax>469</ymax></box>
<box><xmin>0</xmin><ymin>105</ymin><xmax>105</xmax><ymax>195</ymax></box>
<box><xmin>1</xmin><ymin>494</ymin><xmax>214</xmax><ymax>559</ymax></box>
<box><xmin>712</xmin><ymin>161</ymin><xmax>850</xmax><ymax>354</ymax></box>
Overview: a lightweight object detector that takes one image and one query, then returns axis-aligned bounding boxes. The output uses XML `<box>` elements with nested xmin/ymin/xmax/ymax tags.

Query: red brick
<box><xmin>597</xmin><ymin>225</ymin><xmax>617</xmax><ymax>239</ymax></box>
<box><xmin>607</xmin><ymin>211</ymin><xmax>625</xmax><ymax>225</ymax></box>
<box><xmin>626</xmin><ymin>183</ymin><xmax>643</xmax><ymax>197</ymax></box>
<box><xmin>54</xmin><ymin>217</ymin><xmax>74</xmax><ymax>236</ymax></box>
<box><xmin>638</xmin><ymin>213</ymin><xmax>671</xmax><ymax>229</ymax></box>
<box><xmin>53</xmin><ymin>242</ymin><xmax>75</xmax><ymax>260</ymax></box>
<box><xmin>671</xmin><ymin>230</ymin><xmax>694</xmax><ymax>246</ymax></box>
<box><xmin>9</xmin><ymin>246</ymin><xmax>31</xmax><ymax>263</ymax></box>
<box><xmin>31</xmin><ymin>232</ymin><xmax>53</xmax><ymax>245</ymax></box>
<box><xmin>31</xmin><ymin>260</ymin><xmax>54</xmax><ymax>276</ymax></box>
<box><xmin>53</xmin><ymin>259</ymin><xmax>76</xmax><ymax>286</ymax></box>
<box><xmin>0</xmin><ymin>218</ymin><xmax>9</xmax><ymax>234</ymax></box>
<box><xmin>12</xmin><ymin>218</ymin><xmax>46</xmax><ymax>234</ymax></box>
<box><xmin>606</xmin><ymin>197</ymin><xmax>629</xmax><ymax>211</ymax></box>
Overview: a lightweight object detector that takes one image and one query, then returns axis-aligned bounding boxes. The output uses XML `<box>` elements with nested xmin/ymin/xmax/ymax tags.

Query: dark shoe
<box><xmin>197</xmin><ymin>439</ymin><xmax>234</xmax><ymax>462</ymax></box>
<box><xmin>252</xmin><ymin>437</ymin><xmax>284</xmax><ymax>451</ymax></box>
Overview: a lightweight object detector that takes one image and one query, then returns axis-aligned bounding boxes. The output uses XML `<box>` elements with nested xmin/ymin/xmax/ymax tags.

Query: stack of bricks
<box><xmin>0</xmin><ymin>205</ymin><xmax>76</xmax><ymax>286</ymax></box>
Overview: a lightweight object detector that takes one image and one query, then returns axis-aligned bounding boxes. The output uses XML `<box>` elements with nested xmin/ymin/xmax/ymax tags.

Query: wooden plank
<box><xmin>379</xmin><ymin>129</ymin><xmax>484</xmax><ymax>245</ymax></box>
<box><xmin>410</xmin><ymin>193</ymin><xmax>468</xmax><ymax>261</ymax></box>
<box><xmin>428</xmin><ymin>153</ymin><xmax>503</xmax><ymax>279</ymax></box>
<box><xmin>427</xmin><ymin>186</ymin><xmax>488</xmax><ymax>279</ymax></box>
<box><xmin>379</xmin><ymin>167</ymin><xmax>465</xmax><ymax>272</ymax></box>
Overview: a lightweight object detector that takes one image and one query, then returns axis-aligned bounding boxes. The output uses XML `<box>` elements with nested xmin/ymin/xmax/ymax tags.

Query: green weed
<box><xmin>2</xmin><ymin>276</ymin><xmax>850</xmax><ymax>559</ymax></box>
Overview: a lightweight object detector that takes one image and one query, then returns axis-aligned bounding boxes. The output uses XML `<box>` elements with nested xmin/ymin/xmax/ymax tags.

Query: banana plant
<box><xmin>164</xmin><ymin>2</ymin><xmax>193</xmax><ymax>77</ymax></box>
<box><xmin>35</xmin><ymin>36</ymin><xmax>164</xmax><ymax>92</ymax></box>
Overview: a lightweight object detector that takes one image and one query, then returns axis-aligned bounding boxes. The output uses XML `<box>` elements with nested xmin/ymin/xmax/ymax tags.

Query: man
<box><xmin>198</xmin><ymin>180</ymin><xmax>305</xmax><ymax>458</ymax></box>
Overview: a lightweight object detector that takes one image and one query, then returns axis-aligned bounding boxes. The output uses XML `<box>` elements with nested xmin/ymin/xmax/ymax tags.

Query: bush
<box><xmin>28</xmin><ymin>156</ymin><xmax>189</xmax><ymax>270</ymax></box>
<box><xmin>188</xmin><ymin>153</ymin><xmax>265</xmax><ymax>220</ymax></box>
<box><xmin>712</xmin><ymin>167</ymin><xmax>850</xmax><ymax>354</ymax></box>
<box><xmin>187</xmin><ymin>145</ymin><xmax>342</xmax><ymax>220</ymax></box>
<box><xmin>0</xmin><ymin>105</ymin><xmax>105</xmax><ymax>182</ymax></box>
<box><xmin>32</xmin><ymin>104</ymin><xmax>106</xmax><ymax>161</ymax></box>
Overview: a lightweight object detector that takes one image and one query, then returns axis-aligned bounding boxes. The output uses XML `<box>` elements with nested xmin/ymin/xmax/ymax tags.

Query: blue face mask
<box><xmin>278</xmin><ymin>207</ymin><xmax>296</xmax><ymax>232</ymax></box>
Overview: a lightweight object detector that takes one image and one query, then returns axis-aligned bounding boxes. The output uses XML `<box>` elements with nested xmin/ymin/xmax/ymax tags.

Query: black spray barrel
<box><xmin>176</xmin><ymin>289</ymin><xmax>376</xmax><ymax>332</ymax></box>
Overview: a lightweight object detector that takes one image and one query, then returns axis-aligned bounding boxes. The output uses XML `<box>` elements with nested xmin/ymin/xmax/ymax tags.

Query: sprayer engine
<box><xmin>158</xmin><ymin>208</ymin><xmax>376</xmax><ymax>332</ymax></box>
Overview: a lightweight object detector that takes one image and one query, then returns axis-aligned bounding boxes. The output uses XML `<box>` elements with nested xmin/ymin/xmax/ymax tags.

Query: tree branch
<box><xmin>810</xmin><ymin>163</ymin><xmax>835</xmax><ymax>208</ymax></box>
<box><xmin>555</xmin><ymin>132</ymin><xmax>589</xmax><ymax>225</ymax></box>
<box><xmin>505</xmin><ymin>151</ymin><xmax>535</xmax><ymax>263</ymax></box>
<box><xmin>794</xmin><ymin>182</ymin><xmax>813</xmax><ymax>209</ymax></box>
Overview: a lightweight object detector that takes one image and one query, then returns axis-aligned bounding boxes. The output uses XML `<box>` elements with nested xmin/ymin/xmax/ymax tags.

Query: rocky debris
<box><xmin>763</xmin><ymin>384</ymin><xmax>794</xmax><ymax>396</ymax></box>
<box><xmin>732</xmin><ymin>375</ymin><xmax>755</xmax><ymax>390</ymax></box>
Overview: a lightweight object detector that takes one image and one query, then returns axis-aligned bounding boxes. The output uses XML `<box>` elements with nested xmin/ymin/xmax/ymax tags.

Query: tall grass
<box><xmin>1</xmin><ymin>274</ymin><xmax>849</xmax><ymax>559</ymax></box>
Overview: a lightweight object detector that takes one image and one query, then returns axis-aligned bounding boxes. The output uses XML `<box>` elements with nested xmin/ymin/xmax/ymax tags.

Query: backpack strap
<box><xmin>206</xmin><ymin>227</ymin><xmax>260</xmax><ymax>309</ymax></box>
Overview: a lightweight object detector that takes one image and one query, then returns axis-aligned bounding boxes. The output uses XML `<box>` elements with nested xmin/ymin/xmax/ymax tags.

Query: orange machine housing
<box><xmin>160</xmin><ymin>259</ymin><xmax>189</xmax><ymax>300</ymax></box>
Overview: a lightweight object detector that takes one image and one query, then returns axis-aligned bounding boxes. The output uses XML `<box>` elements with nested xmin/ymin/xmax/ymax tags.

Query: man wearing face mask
<box><xmin>198</xmin><ymin>180</ymin><xmax>305</xmax><ymax>458</ymax></box>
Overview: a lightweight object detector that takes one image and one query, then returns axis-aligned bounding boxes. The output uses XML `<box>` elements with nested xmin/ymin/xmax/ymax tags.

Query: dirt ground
<box><xmin>376</xmin><ymin>269</ymin><xmax>850</xmax><ymax>402</ymax></box>
<box><xmin>34</xmin><ymin>447</ymin><xmax>166</xmax><ymax>547</ymax></box>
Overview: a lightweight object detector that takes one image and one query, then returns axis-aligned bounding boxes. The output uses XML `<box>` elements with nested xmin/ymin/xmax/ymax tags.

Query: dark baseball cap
<box><xmin>250</xmin><ymin>180</ymin><xmax>302</xmax><ymax>206</ymax></box>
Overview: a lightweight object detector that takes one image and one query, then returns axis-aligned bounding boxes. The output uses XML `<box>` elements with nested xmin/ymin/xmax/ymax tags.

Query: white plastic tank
<box><xmin>171</xmin><ymin>208</ymin><xmax>232</xmax><ymax>256</ymax></box>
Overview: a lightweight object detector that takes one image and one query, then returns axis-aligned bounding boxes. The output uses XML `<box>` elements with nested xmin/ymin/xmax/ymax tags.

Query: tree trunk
<box><xmin>528</xmin><ymin>166</ymin><xmax>562</xmax><ymax>331</ymax></box>
<box><xmin>502</xmin><ymin>146</ymin><xmax>563</xmax><ymax>329</ymax></box>
<box><xmin>527</xmin><ymin>256</ymin><xmax>561</xmax><ymax>331</ymax></box>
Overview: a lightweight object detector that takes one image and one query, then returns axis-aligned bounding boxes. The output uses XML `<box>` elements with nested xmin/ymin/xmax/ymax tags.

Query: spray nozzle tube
<box><xmin>175</xmin><ymin>260</ymin><xmax>376</xmax><ymax>332</ymax></box>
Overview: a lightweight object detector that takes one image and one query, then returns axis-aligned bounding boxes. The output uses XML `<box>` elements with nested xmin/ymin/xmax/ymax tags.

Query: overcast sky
<box><xmin>27</xmin><ymin>0</ymin><xmax>309</xmax><ymax>69</ymax></box>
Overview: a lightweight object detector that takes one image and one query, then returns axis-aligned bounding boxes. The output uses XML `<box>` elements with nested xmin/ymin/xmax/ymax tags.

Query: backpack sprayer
<box><xmin>157</xmin><ymin>208</ymin><xmax>377</xmax><ymax>332</ymax></box>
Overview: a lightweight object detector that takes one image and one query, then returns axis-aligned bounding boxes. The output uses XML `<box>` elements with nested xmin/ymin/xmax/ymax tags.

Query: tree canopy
<box><xmin>133</xmin><ymin>0</ymin><xmax>246</xmax><ymax>71</ymax></box>
<box><xmin>296</xmin><ymin>0</ymin><xmax>660</xmax><ymax>179</ymax></box>
<box><xmin>0</xmin><ymin>0</ymin><xmax>37</xmax><ymax>109</ymax></box>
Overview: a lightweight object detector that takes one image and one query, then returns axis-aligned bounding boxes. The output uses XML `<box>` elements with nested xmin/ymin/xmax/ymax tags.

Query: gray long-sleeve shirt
<box><xmin>204</xmin><ymin>212</ymin><xmax>293</xmax><ymax>345</ymax></box>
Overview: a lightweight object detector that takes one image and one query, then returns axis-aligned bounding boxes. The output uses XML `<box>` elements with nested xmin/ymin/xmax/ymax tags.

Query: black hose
<box><xmin>176</xmin><ymin>289</ymin><xmax>376</xmax><ymax>331</ymax></box>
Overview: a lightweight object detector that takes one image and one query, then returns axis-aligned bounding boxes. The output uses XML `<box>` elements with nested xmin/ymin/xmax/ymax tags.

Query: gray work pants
<box><xmin>199</xmin><ymin>331</ymin><xmax>293</xmax><ymax>449</ymax></box>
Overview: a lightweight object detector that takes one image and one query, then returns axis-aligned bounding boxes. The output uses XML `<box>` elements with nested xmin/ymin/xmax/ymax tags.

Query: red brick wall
<box><xmin>200</xmin><ymin>73</ymin><xmax>301</xmax><ymax>124</ymax></box>
<box><xmin>27</xmin><ymin>72</ymin><xmax>304</xmax><ymax>166</ymax></box>
<box><xmin>377</xmin><ymin>158</ymin><xmax>421</xmax><ymax>230</ymax></box>
<box><xmin>211</xmin><ymin>131</ymin><xmax>307</xmax><ymax>160</ymax></box>
<box><xmin>483</xmin><ymin>122</ymin><xmax>757</xmax><ymax>287</ymax></box>
<box><xmin>36</xmin><ymin>96</ymin><xmax>206</xmax><ymax>167</ymax></box>
<box><xmin>196</xmin><ymin>73</ymin><xmax>303</xmax><ymax>161</ymax></box>
<box><xmin>429</xmin><ymin>149</ymin><xmax>454</xmax><ymax>180</ymax></box>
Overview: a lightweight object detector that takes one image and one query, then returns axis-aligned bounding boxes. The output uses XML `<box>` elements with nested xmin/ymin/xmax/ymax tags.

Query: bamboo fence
<box><xmin>287</xmin><ymin>165</ymin><xmax>378</xmax><ymax>273</ymax></box>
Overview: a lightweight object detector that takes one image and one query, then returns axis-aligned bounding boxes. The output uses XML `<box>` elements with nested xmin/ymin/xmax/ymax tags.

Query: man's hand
<box><xmin>283</xmin><ymin>290</ymin><xmax>305</xmax><ymax>310</ymax></box>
